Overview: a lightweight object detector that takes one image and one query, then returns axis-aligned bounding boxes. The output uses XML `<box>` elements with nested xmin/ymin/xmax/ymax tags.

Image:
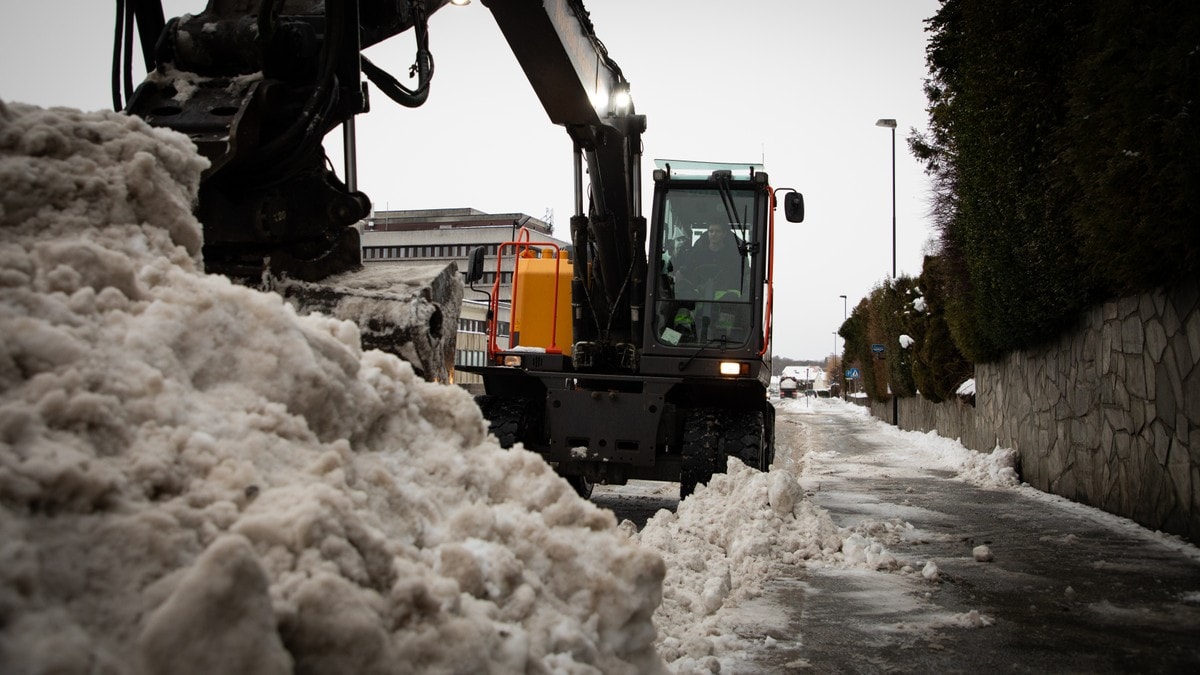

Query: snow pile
<box><xmin>877</xmin><ymin>426</ymin><xmax>1019</xmax><ymax>489</ymax></box>
<box><xmin>0</xmin><ymin>102</ymin><xmax>666</xmax><ymax>673</ymax></box>
<box><xmin>782</xmin><ymin>397</ymin><xmax>1019</xmax><ymax>488</ymax></box>
<box><xmin>634</xmin><ymin>459</ymin><xmax>888</xmax><ymax>672</ymax></box>
<box><xmin>955</xmin><ymin>378</ymin><xmax>975</xmax><ymax>397</ymax></box>
<box><xmin>944</xmin><ymin>610</ymin><xmax>994</xmax><ymax>629</ymax></box>
<box><xmin>921</xmin><ymin>560</ymin><xmax>941</xmax><ymax>582</ymax></box>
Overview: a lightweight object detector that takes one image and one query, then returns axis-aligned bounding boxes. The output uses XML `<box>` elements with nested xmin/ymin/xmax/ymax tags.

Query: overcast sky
<box><xmin>0</xmin><ymin>0</ymin><xmax>940</xmax><ymax>360</ymax></box>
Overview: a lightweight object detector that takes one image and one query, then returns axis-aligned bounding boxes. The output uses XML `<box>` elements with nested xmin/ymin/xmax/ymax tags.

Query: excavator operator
<box><xmin>675</xmin><ymin>222</ymin><xmax>748</xmax><ymax>299</ymax></box>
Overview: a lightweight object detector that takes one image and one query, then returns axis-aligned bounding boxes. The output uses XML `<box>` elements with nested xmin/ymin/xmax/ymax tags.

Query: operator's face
<box><xmin>707</xmin><ymin>223</ymin><xmax>725</xmax><ymax>247</ymax></box>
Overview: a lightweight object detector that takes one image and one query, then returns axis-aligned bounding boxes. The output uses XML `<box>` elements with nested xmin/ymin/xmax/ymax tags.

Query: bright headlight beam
<box><xmin>612</xmin><ymin>88</ymin><xmax>631</xmax><ymax>112</ymax></box>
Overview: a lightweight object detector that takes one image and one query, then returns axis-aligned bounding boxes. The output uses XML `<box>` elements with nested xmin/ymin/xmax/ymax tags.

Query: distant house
<box><xmin>781</xmin><ymin>365</ymin><xmax>818</xmax><ymax>389</ymax></box>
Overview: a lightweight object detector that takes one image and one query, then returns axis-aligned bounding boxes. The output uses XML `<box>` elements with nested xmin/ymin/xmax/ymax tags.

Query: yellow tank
<box><xmin>512</xmin><ymin>249</ymin><xmax>573</xmax><ymax>355</ymax></box>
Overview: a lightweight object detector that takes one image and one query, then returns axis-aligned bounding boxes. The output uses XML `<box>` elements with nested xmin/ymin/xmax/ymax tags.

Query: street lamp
<box><xmin>875</xmin><ymin>119</ymin><xmax>897</xmax><ymax>280</ymax></box>
<box><xmin>876</xmin><ymin>118</ymin><xmax>898</xmax><ymax>426</ymax></box>
<box><xmin>838</xmin><ymin>294</ymin><xmax>848</xmax><ymax>399</ymax></box>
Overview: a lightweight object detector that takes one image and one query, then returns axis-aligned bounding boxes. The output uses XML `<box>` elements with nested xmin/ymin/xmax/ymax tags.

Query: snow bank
<box><xmin>636</xmin><ymin>459</ymin><xmax>893</xmax><ymax>672</ymax></box>
<box><xmin>0</xmin><ymin>101</ymin><xmax>666</xmax><ymax>673</ymax></box>
<box><xmin>795</xmin><ymin>398</ymin><xmax>1020</xmax><ymax>488</ymax></box>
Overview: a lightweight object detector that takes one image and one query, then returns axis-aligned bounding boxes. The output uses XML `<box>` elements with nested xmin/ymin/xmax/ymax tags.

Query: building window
<box><xmin>458</xmin><ymin>318</ymin><xmax>488</xmax><ymax>334</ymax></box>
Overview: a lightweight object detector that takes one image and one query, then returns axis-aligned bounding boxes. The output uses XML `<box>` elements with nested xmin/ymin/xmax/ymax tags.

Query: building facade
<box><xmin>359</xmin><ymin>208</ymin><xmax>568</xmax><ymax>388</ymax></box>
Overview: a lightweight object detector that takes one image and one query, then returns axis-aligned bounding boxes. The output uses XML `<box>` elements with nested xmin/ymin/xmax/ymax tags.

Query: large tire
<box><xmin>475</xmin><ymin>395</ymin><xmax>533</xmax><ymax>448</ymax></box>
<box><xmin>763</xmin><ymin>404</ymin><xmax>776</xmax><ymax>469</ymax></box>
<box><xmin>565</xmin><ymin>475</ymin><xmax>594</xmax><ymax>499</ymax></box>
<box><xmin>680</xmin><ymin>408</ymin><xmax>722</xmax><ymax>499</ymax></box>
<box><xmin>727</xmin><ymin>410</ymin><xmax>767</xmax><ymax>471</ymax></box>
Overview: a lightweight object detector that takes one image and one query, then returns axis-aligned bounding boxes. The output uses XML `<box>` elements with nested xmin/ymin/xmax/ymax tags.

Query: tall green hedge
<box><xmin>1062</xmin><ymin>1</ymin><xmax>1200</xmax><ymax>293</ymax></box>
<box><xmin>911</xmin><ymin>256</ymin><xmax>974</xmax><ymax>402</ymax></box>
<box><xmin>841</xmin><ymin>268</ymin><xmax>973</xmax><ymax>404</ymax></box>
<box><xmin>911</xmin><ymin>0</ymin><xmax>1200</xmax><ymax>363</ymax></box>
<box><xmin>843</xmin><ymin>0</ymin><xmax>1197</xmax><ymax>396</ymax></box>
<box><xmin>840</xmin><ymin>297</ymin><xmax>888</xmax><ymax>401</ymax></box>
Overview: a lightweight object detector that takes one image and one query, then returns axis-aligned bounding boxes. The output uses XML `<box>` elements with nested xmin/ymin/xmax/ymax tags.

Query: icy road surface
<box><xmin>598</xmin><ymin>398</ymin><xmax>1200</xmax><ymax>674</ymax></box>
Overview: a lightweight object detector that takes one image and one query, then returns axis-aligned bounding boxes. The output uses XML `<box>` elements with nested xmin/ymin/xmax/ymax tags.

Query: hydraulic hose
<box><xmin>361</xmin><ymin>0</ymin><xmax>434</xmax><ymax>108</ymax></box>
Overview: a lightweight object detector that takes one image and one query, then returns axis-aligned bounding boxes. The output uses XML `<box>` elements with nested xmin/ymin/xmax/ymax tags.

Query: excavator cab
<box><xmin>644</xmin><ymin>160</ymin><xmax>796</xmax><ymax>363</ymax></box>
<box><xmin>649</xmin><ymin>163</ymin><xmax>766</xmax><ymax>350</ymax></box>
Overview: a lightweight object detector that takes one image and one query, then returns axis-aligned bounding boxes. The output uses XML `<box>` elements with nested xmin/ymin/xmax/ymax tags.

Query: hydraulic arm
<box><xmin>483</xmin><ymin>0</ymin><xmax>647</xmax><ymax>368</ymax></box>
<box><xmin>118</xmin><ymin>0</ymin><xmax>453</xmax><ymax>282</ymax></box>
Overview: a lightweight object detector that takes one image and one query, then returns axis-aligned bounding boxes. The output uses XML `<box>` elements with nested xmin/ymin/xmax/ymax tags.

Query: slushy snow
<box><xmin>0</xmin><ymin>101</ymin><xmax>666</xmax><ymax>674</ymax></box>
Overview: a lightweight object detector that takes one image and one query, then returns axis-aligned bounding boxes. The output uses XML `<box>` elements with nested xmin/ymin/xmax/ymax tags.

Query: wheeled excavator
<box><xmin>464</xmin><ymin>159</ymin><xmax>803</xmax><ymax>498</ymax></box>
<box><xmin>114</xmin><ymin>0</ymin><xmax>804</xmax><ymax>498</ymax></box>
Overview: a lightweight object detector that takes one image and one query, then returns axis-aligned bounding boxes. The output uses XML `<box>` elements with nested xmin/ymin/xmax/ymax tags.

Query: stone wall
<box><xmin>870</xmin><ymin>396</ymin><xmax>989</xmax><ymax>454</ymax></box>
<box><xmin>869</xmin><ymin>278</ymin><xmax>1200</xmax><ymax>542</ymax></box>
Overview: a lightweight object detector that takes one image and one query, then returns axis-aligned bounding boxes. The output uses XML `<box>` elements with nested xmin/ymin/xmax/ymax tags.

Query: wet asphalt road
<box><xmin>747</xmin><ymin>402</ymin><xmax>1200</xmax><ymax>674</ymax></box>
<box><xmin>594</xmin><ymin>400</ymin><xmax>1200</xmax><ymax>674</ymax></box>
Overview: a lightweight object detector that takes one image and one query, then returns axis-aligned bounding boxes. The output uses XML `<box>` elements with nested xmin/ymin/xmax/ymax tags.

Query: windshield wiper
<box><xmin>714</xmin><ymin>172</ymin><xmax>752</xmax><ymax>294</ymax></box>
<box><xmin>678</xmin><ymin>333</ymin><xmax>732</xmax><ymax>372</ymax></box>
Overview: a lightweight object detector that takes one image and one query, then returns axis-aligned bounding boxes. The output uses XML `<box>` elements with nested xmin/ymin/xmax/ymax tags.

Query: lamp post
<box><xmin>838</xmin><ymin>294</ymin><xmax>847</xmax><ymax>399</ymax></box>
<box><xmin>876</xmin><ymin>118</ymin><xmax>898</xmax><ymax>426</ymax></box>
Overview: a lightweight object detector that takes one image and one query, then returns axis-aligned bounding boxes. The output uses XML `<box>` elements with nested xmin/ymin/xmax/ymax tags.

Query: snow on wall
<box><xmin>0</xmin><ymin>101</ymin><xmax>666</xmax><ymax>673</ymax></box>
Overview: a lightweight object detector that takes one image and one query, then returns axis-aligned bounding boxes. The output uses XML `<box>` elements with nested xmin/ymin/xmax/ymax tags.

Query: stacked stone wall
<box><xmin>867</xmin><ymin>278</ymin><xmax>1200</xmax><ymax>542</ymax></box>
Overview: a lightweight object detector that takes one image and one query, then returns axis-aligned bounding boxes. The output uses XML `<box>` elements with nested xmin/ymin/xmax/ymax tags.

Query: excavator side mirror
<box><xmin>465</xmin><ymin>246</ymin><xmax>486</xmax><ymax>284</ymax></box>
<box><xmin>784</xmin><ymin>192</ymin><xmax>805</xmax><ymax>223</ymax></box>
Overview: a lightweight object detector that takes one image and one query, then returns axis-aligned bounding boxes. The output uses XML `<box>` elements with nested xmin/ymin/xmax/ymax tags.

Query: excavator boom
<box><xmin>483</xmin><ymin>0</ymin><xmax>647</xmax><ymax>360</ymax></box>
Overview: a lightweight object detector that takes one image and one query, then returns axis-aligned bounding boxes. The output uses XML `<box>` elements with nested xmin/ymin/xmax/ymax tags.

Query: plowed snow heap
<box><xmin>0</xmin><ymin>101</ymin><xmax>666</xmax><ymax>674</ymax></box>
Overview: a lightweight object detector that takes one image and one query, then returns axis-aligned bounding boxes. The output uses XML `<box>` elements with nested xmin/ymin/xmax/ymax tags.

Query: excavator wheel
<box><xmin>764</xmin><ymin>404</ymin><xmax>777</xmax><ymax>469</ymax></box>
<box><xmin>680</xmin><ymin>408</ymin><xmax>722</xmax><ymax>499</ymax></box>
<box><xmin>475</xmin><ymin>395</ymin><xmax>534</xmax><ymax>449</ymax></box>
<box><xmin>727</xmin><ymin>410</ymin><xmax>768</xmax><ymax>472</ymax></box>
<box><xmin>564</xmin><ymin>475</ymin><xmax>594</xmax><ymax>499</ymax></box>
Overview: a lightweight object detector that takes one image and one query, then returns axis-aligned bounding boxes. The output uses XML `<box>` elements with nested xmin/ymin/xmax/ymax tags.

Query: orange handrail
<box><xmin>485</xmin><ymin>227</ymin><xmax>563</xmax><ymax>362</ymax></box>
<box><xmin>759</xmin><ymin>187</ymin><xmax>776</xmax><ymax>357</ymax></box>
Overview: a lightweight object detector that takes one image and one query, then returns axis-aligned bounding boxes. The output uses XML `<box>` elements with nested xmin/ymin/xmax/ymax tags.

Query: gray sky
<box><xmin>0</xmin><ymin>0</ymin><xmax>940</xmax><ymax>360</ymax></box>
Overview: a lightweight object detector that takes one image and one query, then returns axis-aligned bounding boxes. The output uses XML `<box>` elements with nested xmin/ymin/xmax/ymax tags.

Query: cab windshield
<box><xmin>653</xmin><ymin>187</ymin><xmax>758</xmax><ymax>348</ymax></box>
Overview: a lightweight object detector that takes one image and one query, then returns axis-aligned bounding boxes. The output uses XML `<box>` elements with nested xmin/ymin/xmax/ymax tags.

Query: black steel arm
<box><xmin>483</xmin><ymin>0</ymin><xmax>647</xmax><ymax>357</ymax></box>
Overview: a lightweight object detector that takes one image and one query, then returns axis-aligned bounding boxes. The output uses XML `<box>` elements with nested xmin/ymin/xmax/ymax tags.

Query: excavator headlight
<box><xmin>503</xmin><ymin>354</ymin><xmax>523</xmax><ymax>367</ymax></box>
<box><xmin>611</xmin><ymin>85</ymin><xmax>632</xmax><ymax>115</ymax></box>
<box><xmin>719</xmin><ymin>361</ymin><xmax>749</xmax><ymax>376</ymax></box>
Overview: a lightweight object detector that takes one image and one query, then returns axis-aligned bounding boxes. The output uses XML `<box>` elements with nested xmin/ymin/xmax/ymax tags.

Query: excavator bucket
<box><xmin>266</xmin><ymin>262</ymin><xmax>462</xmax><ymax>383</ymax></box>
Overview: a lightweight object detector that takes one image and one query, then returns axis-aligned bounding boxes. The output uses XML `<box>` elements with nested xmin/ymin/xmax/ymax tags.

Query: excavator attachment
<box><xmin>269</xmin><ymin>262</ymin><xmax>462</xmax><ymax>383</ymax></box>
<box><xmin>114</xmin><ymin>0</ymin><xmax>644</xmax><ymax>387</ymax></box>
<box><xmin>115</xmin><ymin>1</ymin><xmax>460</xmax><ymax>381</ymax></box>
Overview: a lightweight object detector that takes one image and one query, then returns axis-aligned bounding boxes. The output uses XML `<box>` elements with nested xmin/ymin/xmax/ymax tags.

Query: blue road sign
<box><xmin>871</xmin><ymin>343</ymin><xmax>885</xmax><ymax>354</ymax></box>
<box><xmin>845</xmin><ymin>368</ymin><xmax>861</xmax><ymax>379</ymax></box>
